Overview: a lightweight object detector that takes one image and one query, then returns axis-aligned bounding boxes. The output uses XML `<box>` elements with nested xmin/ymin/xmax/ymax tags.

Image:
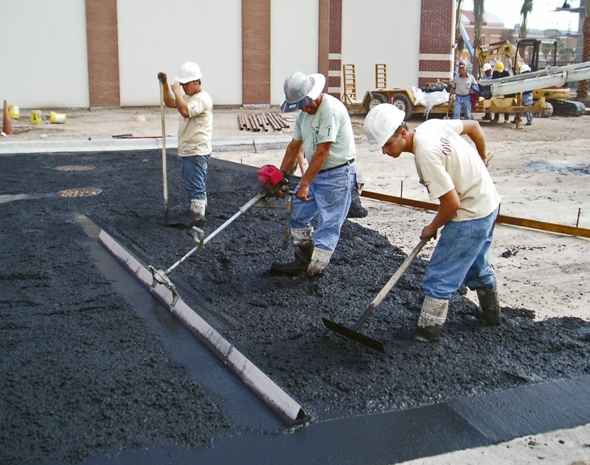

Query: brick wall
<box><xmin>85</xmin><ymin>0</ymin><xmax>120</xmax><ymax>107</ymax></box>
<box><xmin>418</xmin><ymin>0</ymin><xmax>454</xmax><ymax>87</ymax></box>
<box><xmin>242</xmin><ymin>0</ymin><xmax>271</xmax><ymax>105</ymax></box>
<box><xmin>318</xmin><ymin>0</ymin><xmax>330</xmax><ymax>82</ymax></box>
<box><xmin>327</xmin><ymin>0</ymin><xmax>342</xmax><ymax>98</ymax></box>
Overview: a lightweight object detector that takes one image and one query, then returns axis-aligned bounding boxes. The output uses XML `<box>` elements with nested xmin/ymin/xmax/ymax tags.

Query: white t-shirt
<box><xmin>413</xmin><ymin>119</ymin><xmax>501</xmax><ymax>221</ymax></box>
<box><xmin>293</xmin><ymin>93</ymin><xmax>356</xmax><ymax>170</ymax></box>
<box><xmin>177</xmin><ymin>90</ymin><xmax>213</xmax><ymax>157</ymax></box>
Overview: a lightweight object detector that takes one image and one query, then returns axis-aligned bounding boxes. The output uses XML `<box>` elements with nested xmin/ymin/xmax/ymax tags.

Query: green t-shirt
<box><xmin>293</xmin><ymin>93</ymin><xmax>356</xmax><ymax>170</ymax></box>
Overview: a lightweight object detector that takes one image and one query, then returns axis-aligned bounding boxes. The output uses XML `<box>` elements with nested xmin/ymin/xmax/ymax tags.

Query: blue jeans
<box><xmin>290</xmin><ymin>162</ymin><xmax>357</xmax><ymax>251</ymax></box>
<box><xmin>422</xmin><ymin>208</ymin><xmax>498</xmax><ymax>300</ymax></box>
<box><xmin>181</xmin><ymin>154</ymin><xmax>210</xmax><ymax>201</ymax></box>
<box><xmin>453</xmin><ymin>94</ymin><xmax>472</xmax><ymax>120</ymax></box>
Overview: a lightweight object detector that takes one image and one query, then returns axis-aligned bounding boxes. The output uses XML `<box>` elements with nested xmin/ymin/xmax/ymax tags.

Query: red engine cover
<box><xmin>257</xmin><ymin>164</ymin><xmax>283</xmax><ymax>186</ymax></box>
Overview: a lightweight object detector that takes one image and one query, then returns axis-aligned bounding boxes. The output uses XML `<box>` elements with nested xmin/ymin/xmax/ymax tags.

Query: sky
<box><xmin>462</xmin><ymin>0</ymin><xmax>583</xmax><ymax>32</ymax></box>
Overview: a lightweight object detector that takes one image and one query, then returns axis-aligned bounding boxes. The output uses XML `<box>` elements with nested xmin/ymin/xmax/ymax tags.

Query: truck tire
<box><xmin>390</xmin><ymin>94</ymin><xmax>414</xmax><ymax>119</ymax></box>
<box><xmin>365</xmin><ymin>93</ymin><xmax>387</xmax><ymax>113</ymax></box>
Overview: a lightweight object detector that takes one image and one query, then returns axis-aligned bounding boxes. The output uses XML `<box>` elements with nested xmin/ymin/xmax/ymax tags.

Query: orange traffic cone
<box><xmin>2</xmin><ymin>100</ymin><xmax>13</xmax><ymax>135</ymax></box>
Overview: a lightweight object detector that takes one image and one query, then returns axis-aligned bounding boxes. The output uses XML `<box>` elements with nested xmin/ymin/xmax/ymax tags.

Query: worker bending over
<box><xmin>271</xmin><ymin>71</ymin><xmax>357</xmax><ymax>276</ymax></box>
<box><xmin>363</xmin><ymin>104</ymin><xmax>502</xmax><ymax>342</ymax></box>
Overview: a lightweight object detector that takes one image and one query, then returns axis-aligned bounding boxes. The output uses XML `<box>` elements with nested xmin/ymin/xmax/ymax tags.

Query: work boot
<box><xmin>413</xmin><ymin>296</ymin><xmax>449</xmax><ymax>342</ymax></box>
<box><xmin>271</xmin><ymin>243</ymin><xmax>313</xmax><ymax>274</ymax></box>
<box><xmin>491</xmin><ymin>116</ymin><xmax>499</xmax><ymax>123</ymax></box>
<box><xmin>190</xmin><ymin>199</ymin><xmax>206</xmax><ymax>223</ymax></box>
<box><xmin>307</xmin><ymin>248</ymin><xmax>333</xmax><ymax>277</ymax></box>
<box><xmin>476</xmin><ymin>288</ymin><xmax>501</xmax><ymax>325</ymax></box>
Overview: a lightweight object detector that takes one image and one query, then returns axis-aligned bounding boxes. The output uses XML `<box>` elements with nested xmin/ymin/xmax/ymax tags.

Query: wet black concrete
<box><xmin>1</xmin><ymin>150</ymin><xmax>590</xmax><ymax>464</ymax></box>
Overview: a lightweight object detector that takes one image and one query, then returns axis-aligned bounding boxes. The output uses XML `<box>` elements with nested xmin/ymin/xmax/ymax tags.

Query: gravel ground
<box><xmin>1</xmin><ymin>149</ymin><xmax>590</xmax><ymax>463</ymax></box>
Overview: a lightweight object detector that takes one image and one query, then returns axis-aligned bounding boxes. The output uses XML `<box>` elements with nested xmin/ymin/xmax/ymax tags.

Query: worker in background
<box><xmin>363</xmin><ymin>104</ymin><xmax>502</xmax><ymax>342</ymax></box>
<box><xmin>480</xmin><ymin>63</ymin><xmax>493</xmax><ymax>121</ymax></box>
<box><xmin>512</xmin><ymin>64</ymin><xmax>534</xmax><ymax>126</ymax></box>
<box><xmin>448</xmin><ymin>62</ymin><xmax>478</xmax><ymax>120</ymax></box>
<box><xmin>158</xmin><ymin>62</ymin><xmax>213</xmax><ymax>224</ymax></box>
<box><xmin>271</xmin><ymin>71</ymin><xmax>357</xmax><ymax>277</ymax></box>
<box><xmin>491</xmin><ymin>62</ymin><xmax>510</xmax><ymax>123</ymax></box>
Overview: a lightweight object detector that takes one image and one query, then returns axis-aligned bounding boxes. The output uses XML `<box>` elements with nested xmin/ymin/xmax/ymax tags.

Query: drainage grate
<box><xmin>56</xmin><ymin>188</ymin><xmax>102</xmax><ymax>198</ymax></box>
<box><xmin>54</xmin><ymin>165</ymin><xmax>95</xmax><ymax>171</ymax></box>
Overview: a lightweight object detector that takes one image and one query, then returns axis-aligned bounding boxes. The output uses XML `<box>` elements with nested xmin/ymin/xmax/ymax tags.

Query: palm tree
<box><xmin>473</xmin><ymin>0</ymin><xmax>485</xmax><ymax>77</ymax></box>
<box><xmin>577</xmin><ymin>0</ymin><xmax>589</xmax><ymax>99</ymax></box>
<box><xmin>455</xmin><ymin>0</ymin><xmax>465</xmax><ymax>67</ymax></box>
<box><xmin>519</xmin><ymin>0</ymin><xmax>534</xmax><ymax>38</ymax></box>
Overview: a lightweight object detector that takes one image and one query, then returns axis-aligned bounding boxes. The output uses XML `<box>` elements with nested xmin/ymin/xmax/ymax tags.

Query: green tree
<box><xmin>473</xmin><ymin>0</ymin><xmax>485</xmax><ymax>77</ymax></box>
<box><xmin>519</xmin><ymin>0</ymin><xmax>534</xmax><ymax>38</ymax></box>
<box><xmin>577</xmin><ymin>0</ymin><xmax>589</xmax><ymax>99</ymax></box>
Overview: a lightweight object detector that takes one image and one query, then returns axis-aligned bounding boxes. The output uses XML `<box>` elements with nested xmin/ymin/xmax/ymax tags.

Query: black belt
<box><xmin>319</xmin><ymin>159</ymin><xmax>355</xmax><ymax>173</ymax></box>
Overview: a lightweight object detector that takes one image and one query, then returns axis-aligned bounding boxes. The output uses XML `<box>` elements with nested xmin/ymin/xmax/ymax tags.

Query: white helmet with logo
<box><xmin>281</xmin><ymin>72</ymin><xmax>326</xmax><ymax>112</ymax></box>
<box><xmin>363</xmin><ymin>104</ymin><xmax>406</xmax><ymax>152</ymax></box>
<box><xmin>175</xmin><ymin>62</ymin><xmax>202</xmax><ymax>84</ymax></box>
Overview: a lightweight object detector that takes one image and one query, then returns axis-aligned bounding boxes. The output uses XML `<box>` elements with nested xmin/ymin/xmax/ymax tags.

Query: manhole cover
<box><xmin>54</xmin><ymin>165</ymin><xmax>95</xmax><ymax>171</ymax></box>
<box><xmin>56</xmin><ymin>188</ymin><xmax>102</xmax><ymax>198</ymax></box>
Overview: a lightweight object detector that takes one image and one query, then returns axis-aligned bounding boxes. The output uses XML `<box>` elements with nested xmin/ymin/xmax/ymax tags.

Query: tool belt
<box><xmin>319</xmin><ymin>159</ymin><xmax>355</xmax><ymax>173</ymax></box>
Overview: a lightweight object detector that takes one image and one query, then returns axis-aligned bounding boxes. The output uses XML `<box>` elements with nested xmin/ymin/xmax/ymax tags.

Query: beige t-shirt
<box><xmin>177</xmin><ymin>90</ymin><xmax>213</xmax><ymax>157</ymax></box>
<box><xmin>413</xmin><ymin>119</ymin><xmax>501</xmax><ymax>221</ymax></box>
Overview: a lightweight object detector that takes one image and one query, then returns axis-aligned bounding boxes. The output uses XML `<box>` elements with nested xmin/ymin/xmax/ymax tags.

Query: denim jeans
<box><xmin>181</xmin><ymin>154</ymin><xmax>210</xmax><ymax>201</ymax></box>
<box><xmin>290</xmin><ymin>162</ymin><xmax>357</xmax><ymax>251</ymax></box>
<box><xmin>453</xmin><ymin>94</ymin><xmax>472</xmax><ymax>120</ymax></box>
<box><xmin>422</xmin><ymin>208</ymin><xmax>498</xmax><ymax>300</ymax></box>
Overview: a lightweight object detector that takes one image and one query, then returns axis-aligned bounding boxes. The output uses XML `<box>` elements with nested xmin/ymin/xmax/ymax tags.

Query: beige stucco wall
<box><xmin>341</xmin><ymin>0</ymin><xmax>422</xmax><ymax>101</ymax></box>
<box><xmin>0</xmin><ymin>0</ymin><xmax>89</xmax><ymax>109</ymax></box>
<box><xmin>270</xmin><ymin>0</ymin><xmax>319</xmax><ymax>105</ymax></box>
<box><xmin>117</xmin><ymin>0</ymin><xmax>242</xmax><ymax>106</ymax></box>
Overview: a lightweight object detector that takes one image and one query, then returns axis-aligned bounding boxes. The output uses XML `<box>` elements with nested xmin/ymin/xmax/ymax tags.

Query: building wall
<box><xmin>0</xmin><ymin>0</ymin><xmax>89</xmax><ymax>108</ymax></box>
<box><xmin>271</xmin><ymin>0</ymin><xmax>319</xmax><ymax>105</ymax></box>
<box><xmin>0</xmin><ymin>0</ymin><xmax>455</xmax><ymax>109</ymax></box>
<box><xmin>341</xmin><ymin>0</ymin><xmax>422</xmax><ymax>98</ymax></box>
<box><xmin>117</xmin><ymin>0</ymin><xmax>242</xmax><ymax>107</ymax></box>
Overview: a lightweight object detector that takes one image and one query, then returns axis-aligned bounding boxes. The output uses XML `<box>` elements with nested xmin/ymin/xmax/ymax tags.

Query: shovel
<box><xmin>322</xmin><ymin>238</ymin><xmax>428</xmax><ymax>353</ymax></box>
<box><xmin>159</xmin><ymin>77</ymin><xmax>185</xmax><ymax>227</ymax></box>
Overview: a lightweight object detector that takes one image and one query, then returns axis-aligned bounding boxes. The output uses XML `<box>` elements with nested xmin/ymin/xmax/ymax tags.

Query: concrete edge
<box><xmin>97</xmin><ymin>228</ymin><xmax>308</xmax><ymax>426</ymax></box>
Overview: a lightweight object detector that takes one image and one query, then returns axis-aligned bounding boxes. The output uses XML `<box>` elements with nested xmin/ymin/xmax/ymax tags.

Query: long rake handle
<box><xmin>352</xmin><ymin>238</ymin><xmax>428</xmax><ymax>331</ymax></box>
<box><xmin>159</xmin><ymin>79</ymin><xmax>169</xmax><ymax>219</ymax></box>
<box><xmin>165</xmin><ymin>191</ymin><xmax>265</xmax><ymax>275</ymax></box>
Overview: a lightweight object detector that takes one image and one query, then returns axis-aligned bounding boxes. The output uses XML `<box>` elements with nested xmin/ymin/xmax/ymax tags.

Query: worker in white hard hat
<box><xmin>512</xmin><ymin>64</ymin><xmax>533</xmax><ymax>126</ymax></box>
<box><xmin>158</xmin><ymin>62</ymin><xmax>213</xmax><ymax>224</ymax></box>
<box><xmin>271</xmin><ymin>71</ymin><xmax>357</xmax><ymax>277</ymax></box>
<box><xmin>363</xmin><ymin>104</ymin><xmax>501</xmax><ymax>342</ymax></box>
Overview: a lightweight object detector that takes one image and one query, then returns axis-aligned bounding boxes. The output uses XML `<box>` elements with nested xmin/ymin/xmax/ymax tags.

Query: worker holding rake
<box><xmin>363</xmin><ymin>104</ymin><xmax>501</xmax><ymax>342</ymax></box>
<box><xmin>158</xmin><ymin>62</ymin><xmax>213</xmax><ymax>224</ymax></box>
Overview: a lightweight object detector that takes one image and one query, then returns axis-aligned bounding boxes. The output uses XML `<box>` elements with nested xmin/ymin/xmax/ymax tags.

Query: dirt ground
<box><xmin>1</xmin><ymin>105</ymin><xmax>590</xmax><ymax>464</ymax></box>
<box><xmin>5</xmin><ymin>104</ymin><xmax>588</xmax><ymax>322</ymax></box>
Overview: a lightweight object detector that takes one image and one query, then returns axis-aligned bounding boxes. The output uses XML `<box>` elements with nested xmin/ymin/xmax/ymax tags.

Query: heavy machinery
<box><xmin>475</xmin><ymin>38</ymin><xmax>585</xmax><ymax>116</ymax></box>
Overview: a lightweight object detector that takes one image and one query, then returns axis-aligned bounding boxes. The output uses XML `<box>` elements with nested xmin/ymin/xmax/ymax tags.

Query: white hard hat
<box><xmin>363</xmin><ymin>103</ymin><xmax>406</xmax><ymax>152</ymax></box>
<box><xmin>175</xmin><ymin>62</ymin><xmax>202</xmax><ymax>84</ymax></box>
<box><xmin>520</xmin><ymin>64</ymin><xmax>531</xmax><ymax>73</ymax></box>
<box><xmin>482</xmin><ymin>63</ymin><xmax>492</xmax><ymax>72</ymax></box>
<box><xmin>281</xmin><ymin>72</ymin><xmax>326</xmax><ymax>112</ymax></box>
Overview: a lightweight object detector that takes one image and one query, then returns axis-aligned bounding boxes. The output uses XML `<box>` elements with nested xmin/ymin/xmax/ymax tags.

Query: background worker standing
<box><xmin>491</xmin><ymin>62</ymin><xmax>511</xmax><ymax>123</ymax></box>
<box><xmin>158</xmin><ymin>62</ymin><xmax>213</xmax><ymax>224</ymax></box>
<box><xmin>363</xmin><ymin>104</ymin><xmax>502</xmax><ymax>342</ymax></box>
<box><xmin>271</xmin><ymin>71</ymin><xmax>357</xmax><ymax>277</ymax></box>
<box><xmin>448</xmin><ymin>62</ymin><xmax>478</xmax><ymax>120</ymax></box>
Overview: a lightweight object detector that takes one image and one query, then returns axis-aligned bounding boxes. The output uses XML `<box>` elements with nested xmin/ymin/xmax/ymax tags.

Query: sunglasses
<box><xmin>281</xmin><ymin>96</ymin><xmax>314</xmax><ymax>113</ymax></box>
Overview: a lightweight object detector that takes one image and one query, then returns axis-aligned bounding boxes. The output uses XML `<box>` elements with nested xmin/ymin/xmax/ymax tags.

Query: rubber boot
<box><xmin>190</xmin><ymin>199</ymin><xmax>206</xmax><ymax>223</ymax></box>
<box><xmin>271</xmin><ymin>243</ymin><xmax>313</xmax><ymax>274</ymax></box>
<box><xmin>271</xmin><ymin>228</ymin><xmax>313</xmax><ymax>275</ymax></box>
<box><xmin>476</xmin><ymin>289</ymin><xmax>501</xmax><ymax>325</ymax></box>
<box><xmin>413</xmin><ymin>296</ymin><xmax>449</xmax><ymax>342</ymax></box>
<box><xmin>307</xmin><ymin>248</ymin><xmax>333</xmax><ymax>277</ymax></box>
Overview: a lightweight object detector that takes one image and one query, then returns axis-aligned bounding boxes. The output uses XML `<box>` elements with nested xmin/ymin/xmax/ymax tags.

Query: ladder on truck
<box><xmin>375</xmin><ymin>64</ymin><xmax>387</xmax><ymax>89</ymax></box>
